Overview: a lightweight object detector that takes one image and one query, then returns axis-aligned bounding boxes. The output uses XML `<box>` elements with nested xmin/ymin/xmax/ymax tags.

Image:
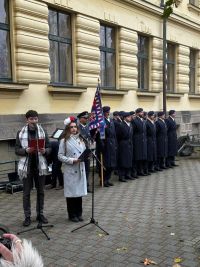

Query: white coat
<box><xmin>58</xmin><ymin>135</ymin><xmax>87</xmax><ymax>198</ymax></box>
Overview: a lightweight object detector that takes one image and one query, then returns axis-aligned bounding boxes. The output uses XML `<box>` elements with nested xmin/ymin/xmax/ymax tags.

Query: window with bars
<box><xmin>137</xmin><ymin>35</ymin><xmax>149</xmax><ymax>91</ymax></box>
<box><xmin>189</xmin><ymin>49</ymin><xmax>197</xmax><ymax>94</ymax></box>
<box><xmin>99</xmin><ymin>25</ymin><xmax>116</xmax><ymax>88</ymax></box>
<box><xmin>48</xmin><ymin>9</ymin><xmax>73</xmax><ymax>85</ymax></box>
<box><xmin>0</xmin><ymin>0</ymin><xmax>12</xmax><ymax>82</ymax></box>
<box><xmin>166</xmin><ymin>43</ymin><xmax>176</xmax><ymax>92</ymax></box>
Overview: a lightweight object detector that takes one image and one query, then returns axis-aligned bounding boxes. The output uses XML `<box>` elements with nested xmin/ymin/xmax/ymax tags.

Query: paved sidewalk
<box><xmin>1</xmin><ymin>158</ymin><xmax>200</xmax><ymax>267</ymax></box>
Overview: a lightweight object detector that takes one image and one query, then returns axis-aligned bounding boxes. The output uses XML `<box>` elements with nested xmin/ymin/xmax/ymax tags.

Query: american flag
<box><xmin>89</xmin><ymin>83</ymin><xmax>105</xmax><ymax>139</ymax></box>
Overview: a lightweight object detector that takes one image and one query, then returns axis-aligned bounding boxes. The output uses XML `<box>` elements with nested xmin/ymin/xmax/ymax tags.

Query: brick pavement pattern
<box><xmin>1</xmin><ymin>158</ymin><xmax>200</xmax><ymax>267</ymax></box>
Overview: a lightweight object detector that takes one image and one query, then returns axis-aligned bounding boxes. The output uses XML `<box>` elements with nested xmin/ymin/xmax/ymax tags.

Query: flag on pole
<box><xmin>89</xmin><ymin>83</ymin><xmax>105</xmax><ymax>139</ymax></box>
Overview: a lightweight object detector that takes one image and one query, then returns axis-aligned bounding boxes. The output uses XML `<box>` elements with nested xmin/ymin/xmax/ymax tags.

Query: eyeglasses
<box><xmin>70</xmin><ymin>126</ymin><xmax>77</xmax><ymax>128</ymax></box>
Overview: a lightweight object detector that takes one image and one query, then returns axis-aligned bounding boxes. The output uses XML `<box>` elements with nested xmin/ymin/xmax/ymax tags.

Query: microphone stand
<box><xmin>18</xmin><ymin>124</ymin><xmax>54</xmax><ymax>240</ymax></box>
<box><xmin>71</xmin><ymin>134</ymin><xmax>109</xmax><ymax>235</ymax></box>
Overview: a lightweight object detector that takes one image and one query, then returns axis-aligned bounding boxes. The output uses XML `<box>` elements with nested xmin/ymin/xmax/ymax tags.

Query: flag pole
<box><xmin>100</xmin><ymin>153</ymin><xmax>104</xmax><ymax>187</ymax></box>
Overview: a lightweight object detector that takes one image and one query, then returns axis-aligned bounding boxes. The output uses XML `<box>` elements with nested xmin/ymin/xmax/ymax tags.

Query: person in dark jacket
<box><xmin>146</xmin><ymin>111</ymin><xmax>157</xmax><ymax>172</ymax></box>
<box><xmin>48</xmin><ymin>140</ymin><xmax>63</xmax><ymax>189</ymax></box>
<box><xmin>97</xmin><ymin>106</ymin><xmax>117</xmax><ymax>187</ymax></box>
<box><xmin>155</xmin><ymin>111</ymin><xmax>168</xmax><ymax>170</ymax></box>
<box><xmin>77</xmin><ymin>111</ymin><xmax>92</xmax><ymax>193</ymax></box>
<box><xmin>165</xmin><ymin>110</ymin><xmax>178</xmax><ymax>167</ymax></box>
<box><xmin>117</xmin><ymin>112</ymin><xmax>134</xmax><ymax>182</ymax></box>
<box><xmin>131</xmin><ymin>108</ymin><xmax>148</xmax><ymax>176</ymax></box>
<box><xmin>15</xmin><ymin>110</ymin><xmax>51</xmax><ymax>227</ymax></box>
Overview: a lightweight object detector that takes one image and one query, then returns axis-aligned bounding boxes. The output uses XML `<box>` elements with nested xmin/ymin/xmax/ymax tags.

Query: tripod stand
<box><xmin>17</xmin><ymin>125</ymin><xmax>54</xmax><ymax>240</ymax></box>
<box><xmin>72</xmin><ymin>146</ymin><xmax>109</xmax><ymax>235</ymax></box>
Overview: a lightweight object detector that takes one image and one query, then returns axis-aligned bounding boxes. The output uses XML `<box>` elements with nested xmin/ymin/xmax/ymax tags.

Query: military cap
<box><xmin>77</xmin><ymin>111</ymin><xmax>89</xmax><ymax>119</ymax></box>
<box><xmin>157</xmin><ymin>111</ymin><xmax>165</xmax><ymax>117</ymax></box>
<box><xmin>169</xmin><ymin>110</ymin><xmax>176</xmax><ymax>115</ymax></box>
<box><xmin>113</xmin><ymin>111</ymin><xmax>119</xmax><ymax>116</ymax></box>
<box><xmin>130</xmin><ymin>111</ymin><xmax>135</xmax><ymax>115</ymax></box>
<box><xmin>119</xmin><ymin>111</ymin><xmax>124</xmax><ymax>116</ymax></box>
<box><xmin>123</xmin><ymin>112</ymin><xmax>131</xmax><ymax>118</ymax></box>
<box><xmin>148</xmin><ymin>111</ymin><xmax>155</xmax><ymax>117</ymax></box>
<box><xmin>135</xmin><ymin>108</ymin><xmax>143</xmax><ymax>113</ymax></box>
<box><xmin>103</xmin><ymin>106</ymin><xmax>110</xmax><ymax>113</ymax></box>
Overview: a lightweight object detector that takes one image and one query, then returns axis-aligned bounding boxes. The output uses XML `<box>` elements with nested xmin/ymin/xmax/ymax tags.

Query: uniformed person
<box><xmin>77</xmin><ymin>111</ymin><xmax>92</xmax><ymax>193</ymax></box>
<box><xmin>155</xmin><ymin>111</ymin><xmax>168</xmax><ymax>170</ymax></box>
<box><xmin>132</xmin><ymin>108</ymin><xmax>148</xmax><ymax>176</ymax></box>
<box><xmin>116</xmin><ymin>112</ymin><xmax>134</xmax><ymax>182</ymax></box>
<box><xmin>165</xmin><ymin>110</ymin><xmax>178</xmax><ymax>167</ymax></box>
<box><xmin>146</xmin><ymin>111</ymin><xmax>157</xmax><ymax>172</ymax></box>
<box><xmin>97</xmin><ymin>106</ymin><xmax>117</xmax><ymax>187</ymax></box>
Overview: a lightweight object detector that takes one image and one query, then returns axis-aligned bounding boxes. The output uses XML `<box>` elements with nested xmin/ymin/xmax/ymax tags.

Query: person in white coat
<box><xmin>58</xmin><ymin>116</ymin><xmax>87</xmax><ymax>222</ymax></box>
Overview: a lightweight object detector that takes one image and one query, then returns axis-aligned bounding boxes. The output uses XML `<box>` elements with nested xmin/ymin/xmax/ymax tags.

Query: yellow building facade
<box><xmin>0</xmin><ymin>0</ymin><xmax>200</xmax><ymax>162</ymax></box>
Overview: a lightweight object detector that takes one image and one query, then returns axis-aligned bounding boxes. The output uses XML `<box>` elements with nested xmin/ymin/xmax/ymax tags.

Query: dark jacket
<box><xmin>97</xmin><ymin>118</ymin><xmax>117</xmax><ymax>168</ymax></box>
<box><xmin>116</xmin><ymin>121</ymin><xmax>133</xmax><ymax>168</ymax></box>
<box><xmin>146</xmin><ymin>119</ymin><xmax>157</xmax><ymax>162</ymax></box>
<box><xmin>131</xmin><ymin>116</ymin><xmax>147</xmax><ymax>161</ymax></box>
<box><xmin>165</xmin><ymin>116</ymin><xmax>178</xmax><ymax>157</ymax></box>
<box><xmin>78</xmin><ymin>123</ymin><xmax>91</xmax><ymax>141</ymax></box>
<box><xmin>155</xmin><ymin>119</ymin><xmax>168</xmax><ymax>158</ymax></box>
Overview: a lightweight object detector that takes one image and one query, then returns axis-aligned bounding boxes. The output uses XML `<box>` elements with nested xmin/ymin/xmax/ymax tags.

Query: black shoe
<box><xmin>23</xmin><ymin>217</ymin><xmax>31</xmax><ymax>227</ymax></box>
<box><xmin>138</xmin><ymin>172</ymin><xmax>147</xmax><ymax>176</ymax></box>
<box><xmin>78</xmin><ymin>216</ymin><xmax>84</xmax><ymax>222</ymax></box>
<box><xmin>171</xmin><ymin>163</ymin><xmax>179</xmax><ymax>167</ymax></box>
<box><xmin>107</xmin><ymin>182</ymin><xmax>114</xmax><ymax>186</ymax></box>
<box><xmin>104</xmin><ymin>182</ymin><xmax>110</xmax><ymax>187</ymax></box>
<box><xmin>125</xmin><ymin>175</ymin><xmax>135</xmax><ymax>180</ymax></box>
<box><xmin>46</xmin><ymin>184</ymin><xmax>56</xmax><ymax>189</ymax></box>
<box><xmin>155</xmin><ymin>167</ymin><xmax>163</xmax><ymax>171</ymax></box>
<box><xmin>119</xmin><ymin>178</ymin><xmax>127</xmax><ymax>182</ymax></box>
<box><xmin>36</xmin><ymin>215</ymin><xmax>48</xmax><ymax>224</ymax></box>
<box><xmin>70</xmin><ymin>217</ymin><xmax>79</xmax><ymax>222</ymax></box>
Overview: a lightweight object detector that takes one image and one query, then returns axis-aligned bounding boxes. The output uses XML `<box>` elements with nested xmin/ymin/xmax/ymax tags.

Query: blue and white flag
<box><xmin>89</xmin><ymin>83</ymin><xmax>105</xmax><ymax>139</ymax></box>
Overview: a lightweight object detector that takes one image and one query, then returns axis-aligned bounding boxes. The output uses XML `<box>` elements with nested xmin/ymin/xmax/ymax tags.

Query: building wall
<box><xmin>0</xmin><ymin>0</ymin><xmax>200</xmax><ymax>142</ymax></box>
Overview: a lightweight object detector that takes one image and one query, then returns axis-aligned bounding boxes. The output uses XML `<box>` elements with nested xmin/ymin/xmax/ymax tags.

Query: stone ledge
<box><xmin>188</xmin><ymin>94</ymin><xmax>200</xmax><ymax>99</ymax></box>
<box><xmin>100</xmin><ymin>89</ymin><xmax>128</xmax><ymax>95</ymax></box>
<box><xmin>187</xmin><ymin>4</ymin><xmax>200</xmax><ymax>15</ymax></box>
<box><xmin>166</xmin><ymin>93</ymin><xmax>184</xmax><ymax>98</ymax></box>
<box><xmin>0</xmin><ymin>83</ymin><xmax>29</xmax><ymax>91</ymax></box>
<box><xmin>137</xmin><ymin>91</ymin><xmax>159</xmax><ymax>97</ymax></box>
<box><xmin>48</xmin><ymin>85</ymin><xmax>87</xmax><ymax>94</ymax></box>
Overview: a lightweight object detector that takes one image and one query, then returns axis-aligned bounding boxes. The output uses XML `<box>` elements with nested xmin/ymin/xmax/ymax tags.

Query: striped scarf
<box><xmin>17</xmin><ymin>124</ymin><xmax>48</xmax><ymax>179</ymax></box>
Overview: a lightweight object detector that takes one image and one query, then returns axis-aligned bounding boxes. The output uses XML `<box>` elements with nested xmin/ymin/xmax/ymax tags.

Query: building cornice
<box><xmin>114</xmin><ymin>0</ymin><xmax>200</xmax><ymax>31</ymax></box>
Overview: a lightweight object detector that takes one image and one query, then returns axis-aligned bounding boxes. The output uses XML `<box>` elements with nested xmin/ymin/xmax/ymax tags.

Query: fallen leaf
<box><xmin>174</xmin><ymin>257</ymin><xmax>182</xmax><ymax>263</ymax></box>
<box><xmin>97</xmin><ymin>233</ymin><xmax>106</xmax><ymax>237</ymax></box>
<box><xmin>116</xmin><ymin>246</ymin><xmax>128</xmax><ymax>252</ymax></box>
<box><xmin>172</xmin><ymin>264</ymin><xmax>181</xmax><ymax>267</ymax></box>
<box><xmin>142</xmin><ymin>258</ymin><xmax>157</xmax><ymax>265</ymax></box>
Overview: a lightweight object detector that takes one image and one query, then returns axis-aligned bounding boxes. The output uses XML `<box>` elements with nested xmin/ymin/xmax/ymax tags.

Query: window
<box><xmin>189</xmin><ymin>0</ymin><xmax>199</xmax><ymax>7</ymax></box>
<box><xmin>189</xmin><ymin>49</ymin><xmax>197</xmax><ymax>94</ymax></box>
<box><xmin>137</xmin><ymin>35</ymin><xmax>149</xmax><ymax>90</ymax></box>
<box><xmin>166</xmin><ymin>43</ymin><xmax>176</xmax><ymax>92</ymax></box>
<box><xmin>48</xmin><ymin>9</ymin><xmax>72</xmax><ymax>84</ymax></box>
<box><xmin>99</xmin><ymin>25</ymin><xmax>116</xmax><ymax>88</ymax></box>
<box><xmin>0</xmin><ymin>0</ymin><xmax>12</xmax><ymax>81</ymax></box>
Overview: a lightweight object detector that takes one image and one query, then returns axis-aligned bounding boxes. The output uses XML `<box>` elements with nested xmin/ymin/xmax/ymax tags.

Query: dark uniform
<box><xmin>132</xmin><ymin>115</ymin><xmax>147</xmax><ymax>175</ymax></box>
<box><xmin>165</xmin><ymin>110</ymin><xmax>178</xmax><ymax>167</ymax></box>
<box><xmin>155</xmin><ymin>115</ymin><xmax>168</xmax><ymax>169</ymax></box>
<box><xmin>146</xmin><ymin>118</ymin><xmax>157</xmax><ymax>172</ymax></box>
<box><xmin>49</xmin><ymin>140</ymin><xmax>63</xmax><ymax>188</ymax></box>
<box><xmin>117</xmin><ymin>115</ymin><xmax>133</xmax><ymax>181</ymax></box>
<box><xmin>77</xmin><ymin>111</ymin><xmax>91</xmax><ymax>191</ymax></box>
<box><xmin>97</xmin><ymin>106</ymin><xmax>117</xmax><ymax>187</ymax></box>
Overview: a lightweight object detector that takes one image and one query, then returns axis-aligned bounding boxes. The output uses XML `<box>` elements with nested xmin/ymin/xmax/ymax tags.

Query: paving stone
<box><xmin>1</xmin><ymin>158</ymin><xmax>200</xmax><ymax>266</ymax></box>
